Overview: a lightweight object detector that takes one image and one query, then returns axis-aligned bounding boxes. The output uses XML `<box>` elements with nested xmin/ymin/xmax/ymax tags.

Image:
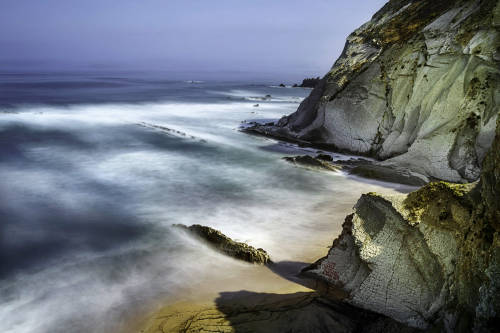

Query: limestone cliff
<box><xmin>303</xmin><ymin>117</ymin><xmax>500</xmax><ymax>331</ymax></box>
<box><xmin>253</xmin><ymin>0</ymin><xmax>500</xmax><ymax>182</ymax></box>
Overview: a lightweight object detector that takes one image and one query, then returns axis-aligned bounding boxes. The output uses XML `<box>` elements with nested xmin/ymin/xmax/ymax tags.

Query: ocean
<box><xmin>0</xmin><ymin>71</ymin><xmax>415</xmax><ymax>332</ymax></box>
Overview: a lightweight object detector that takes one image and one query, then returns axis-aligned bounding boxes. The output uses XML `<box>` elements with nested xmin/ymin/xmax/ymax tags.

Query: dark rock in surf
<box><xmin>173</xmin><ymin>224</ymin><xmax>271</xmax><ymax>264</ymax></box>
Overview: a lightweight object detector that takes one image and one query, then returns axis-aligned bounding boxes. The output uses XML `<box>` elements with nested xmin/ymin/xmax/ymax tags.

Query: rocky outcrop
<box><xmin>174</xmin><ymin>224</ymin><xmax>271</xmax><ymax>264</ymax></box>
<box><xmin>283</xmin><ymin>154</ymin><xmax>429</xmax><ymax>185</ymax></box>
<box><xmin>303</xmin><ymin>117</ymin><xmax>500</xmax><ymax>332</ymax></box>
<box><xmin>250</xmin><ymin>0</ymin><xmax>500</xmax><ymax>183</ymax></box>
<box><xmin>294</xmin><ymin>77</ymin><xmax>321</xmax><ymax>88</ymax></box>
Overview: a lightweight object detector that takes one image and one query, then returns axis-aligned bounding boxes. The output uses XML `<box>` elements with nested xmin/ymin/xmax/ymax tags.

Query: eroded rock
<box><xmin>249</xmin><ymin>0</ymin><xmax>500</xmax><ymax>183</ymax></box>
<box><xmin>174</xmin><ymin>224</ymin><xmax>271</xmax><ymax>264</ymax></box>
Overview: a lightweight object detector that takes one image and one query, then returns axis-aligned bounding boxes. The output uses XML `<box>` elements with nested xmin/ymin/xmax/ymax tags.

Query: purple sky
<box><xmin>0</xmin><ymin>0</ymin><xmax>387</xmax><ymax>77</ymax></box>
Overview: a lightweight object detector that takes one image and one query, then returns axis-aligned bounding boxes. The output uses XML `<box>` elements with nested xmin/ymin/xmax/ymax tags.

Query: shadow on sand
<box><xmin>210</xmin><ymin>261</ymin><xmax>421</xmax><ymax>332</ymax></box>
<box><xmin>141</xmin><ymin>261</ymin><xmax>421</xmax><ymax>332</ymax></box>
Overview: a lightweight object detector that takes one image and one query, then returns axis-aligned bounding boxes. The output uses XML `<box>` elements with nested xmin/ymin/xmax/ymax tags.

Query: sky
<box><xmin>0</xmin><ymin>0</ymin><xmax>387</xmax><ymax>78</ymax></box>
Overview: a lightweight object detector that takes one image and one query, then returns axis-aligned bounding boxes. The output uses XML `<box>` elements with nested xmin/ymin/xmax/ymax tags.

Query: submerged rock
<box><xmin>283</xmin><ymin>155</ymin><xmax>341</xmax><ymax>172</ymax></box>
<box><xmin>249</xmin><ymin>0</ymin><xmax>500</xmax><ymax>183</ymax></box>
<box><xmin>174</xmin><ymin>224</ymin><xmax>271</xmax><ymax>264</ymax></box>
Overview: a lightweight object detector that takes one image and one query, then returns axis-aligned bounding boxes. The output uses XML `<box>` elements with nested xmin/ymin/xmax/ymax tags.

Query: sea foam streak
<box><xmin>0</xmin><ymin>82</ymin><xmax>415</xmax><ymax>333</ymax></box>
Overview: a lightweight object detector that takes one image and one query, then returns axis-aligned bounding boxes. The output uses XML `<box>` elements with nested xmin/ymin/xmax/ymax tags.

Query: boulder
<box><xmin>174</xmin><ymin>224</ymin><xmax>271</xmax><ymax>264</ymax></box>
<box><xmin>303</xmin><ymin>183</ymin><xmax>472</xmax><ymax>329</ymax></box>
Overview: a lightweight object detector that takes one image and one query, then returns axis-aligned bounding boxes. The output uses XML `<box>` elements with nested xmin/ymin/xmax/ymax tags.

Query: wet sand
<box><xmin>126</xmin><ymin>176</ymin><xmax>416</xmax><ymax>333</ymax></box>
<box><xmin>126</xmin><ymin>238</ymin><xmax>325</xmax><ymax>333</ymax></box>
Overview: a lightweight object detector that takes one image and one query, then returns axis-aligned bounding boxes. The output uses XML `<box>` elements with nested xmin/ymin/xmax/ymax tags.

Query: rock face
<box><xmin>470</xmin><ymin>114</ymin><xmax>500</xmax><ymax>332</ymax></box>
<box><xmin>252</xmin><ymin>0</ymin><xmax>500</xmax><ymax>183</ymax></box>
<box><xmin>174</xmin><ymin>224</ymin><xmax>272</xmax><ymax>264</ymax></box>
<box><xmin>303</xmin><ymin>118</ymin><xmax>500</xmax><ymax>331</ymax></box>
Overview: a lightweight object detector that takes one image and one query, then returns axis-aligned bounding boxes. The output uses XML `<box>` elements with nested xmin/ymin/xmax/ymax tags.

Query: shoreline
<box><xmin>130</xmin><ymin>264</ymin><xmax>317</xmax><ymax>333</ymax></box>
<box><xmin>127</xmin><ymin>137</ymin><xmax>419</xmax><ymax>333</ymax></box>
<box><xmin>126</xmin><ymin>248</ymin><xmax>322</xmax><ymax>333</ymax></box>
<box><xmin>240</xmin><ymin>122</ymin><xmax>431</xmax><ymax>186</ymax></box>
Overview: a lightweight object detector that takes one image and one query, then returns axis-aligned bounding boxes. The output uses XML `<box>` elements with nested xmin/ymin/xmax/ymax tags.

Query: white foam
<box><xmin>0</xmin><ymin>94</ymin><xmax>416</xmax><ymax>333</ymax></box>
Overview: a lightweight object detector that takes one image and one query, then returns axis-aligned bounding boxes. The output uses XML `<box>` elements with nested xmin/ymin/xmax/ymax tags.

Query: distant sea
<box><xmin>0</xmin><ymin>71</ymin><xmax>414</xmax><ymax>332</ymax></box>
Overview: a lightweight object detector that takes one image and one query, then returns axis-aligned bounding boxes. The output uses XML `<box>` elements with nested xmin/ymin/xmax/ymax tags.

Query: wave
<box><xmin>0</xmin><ymin>82</ymin><xmax>413</xmax><ymax>333</ymax></box>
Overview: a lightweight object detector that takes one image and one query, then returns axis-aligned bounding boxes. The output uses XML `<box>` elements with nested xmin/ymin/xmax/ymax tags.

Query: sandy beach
<box><xmin>127</xmin><ymin>176</ymin><xmax>416</xmax><ymax>333</ymax></box>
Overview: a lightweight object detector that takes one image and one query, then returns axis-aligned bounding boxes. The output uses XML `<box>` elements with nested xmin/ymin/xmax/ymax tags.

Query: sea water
<box><xmin>0</xmin><ymin>71</ymin><xmax>415</xmax><ymax>332</ymax></box>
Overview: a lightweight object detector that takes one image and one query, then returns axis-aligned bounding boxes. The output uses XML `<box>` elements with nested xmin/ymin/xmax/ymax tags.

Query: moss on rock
<box><xmin>403</xmin><ymin>181</ymin><xmax>475</xmax><ymax>228</ymax></box>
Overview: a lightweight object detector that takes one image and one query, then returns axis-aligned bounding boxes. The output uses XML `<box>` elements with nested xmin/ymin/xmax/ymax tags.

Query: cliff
<box><xmin>284</xmin><ymin>1</ymin><xmax>500</xmax><ymax>330</ymax></box>
<box><xmin>251</xmin><ymin>0</ymin><xmax>500</xmax><ymax>183</ymax></box>
<box><xmin>304</xmin><ymin>116</ymin><xmax>500</xmax><ymax>331</ymax></box>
